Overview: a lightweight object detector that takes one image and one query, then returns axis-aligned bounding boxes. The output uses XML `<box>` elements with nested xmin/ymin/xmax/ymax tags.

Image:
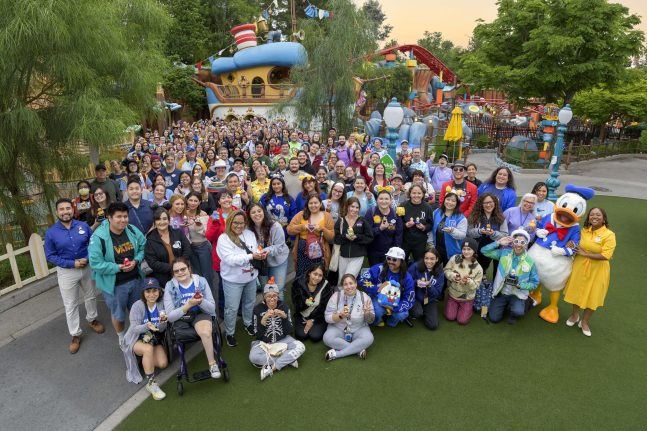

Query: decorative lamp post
<box><xmin>383</xmin><ymin>97</ymin><xmax>404</xmax><ymax>161</ymax></box>
<box><xmin>546</xmin><ymin>104</ymin><xmax>573</xmax><ymax>201</ymax></box>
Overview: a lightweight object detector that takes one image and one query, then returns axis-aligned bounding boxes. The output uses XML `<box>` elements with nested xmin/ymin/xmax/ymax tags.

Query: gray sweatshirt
<box><xmin>122</xmin><ymin>300</ymin><xmax>167</xmax><ymax>384</ymax></box>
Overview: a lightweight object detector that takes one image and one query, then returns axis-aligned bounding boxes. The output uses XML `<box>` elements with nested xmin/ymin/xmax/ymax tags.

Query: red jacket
<box><xmin>205</xmin><ymin>206</ymin><xmax>238</xmax><ymax>271</ymax></box>
<box><xmin>438</xmin><ymin>180</ymin><xmax>478</xmax><ymax>217</ymax></box>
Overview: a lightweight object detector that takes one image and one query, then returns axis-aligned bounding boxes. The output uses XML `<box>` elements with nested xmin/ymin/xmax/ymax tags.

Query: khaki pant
<box><xmin>56</xmin><ymin>266</ymin><xmax>99</xmax><ymax>336</ymax></box>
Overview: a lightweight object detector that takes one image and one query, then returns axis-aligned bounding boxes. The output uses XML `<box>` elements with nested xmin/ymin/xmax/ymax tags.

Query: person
<box><xmin>185</xmin><ymin>192</ymin><xmax>214</xmax><ymax>291</ymax></box>
<box><xmin>282</xmin><ymin>157</ymin><xmax>306</xmax><ymax>199</ymax></box>
<box><xmin>408</xmin><ymin>247</ymin><xmax>445</xmax><ymax>330</ymax></box>
<box><xmin>190</xmin><ymin>176</ymin><xmax>217</xmax><ymax>215</ymax></box>
<box><xmin>44</xmin><ymin>199</ymin><xmax>105</xmax><ymax>354</ymax></box>
<box><xmin>177</xmin><ymin>145</ymin><xmax>208</xmax><ymax>172</ymax></box>
<box><xmin>260</xmin><ymin>177</ymin><xmax>296</xmax><ymax>241</ymax></box>
<box><xmin>432</xmin><ymin>192</ymin><xmax>468</xmax><ymax>264</ymax></box>
<box><xmin>322</xmin><ymin>182</ymin><xmax>347</xmax><ymax>224</ymax></box>
<box><xmin>294</xmin><ymin>175</ymin><xmax>326</xmax><ymax>212</ymax></box>
<box><xmin>563</xmin><ymin>208</ymin><xmax>616</xmax><ymax>337</ymax></box>
<box><xmin>359</xmin><ymin>247</ymin><xmax>415</xmax><ymax>327</ymax></box>
<box><xmin>404</xmin><ymin>170</ymin><xmax>435</xmax><ymax>204</ymax></box>
<box><xmin>366</xmin><ymin>190</ymin><xmax>403</xmax><ymax>266</ymax></box>
<box><xmin>467</xmin><ymin>193</ymin><xmax>508</xmax><ymax>274</ymax></box>
<box><xmin>249</xmin><ymin>281</ymin><xmax>305</xmax><ymax>381</ymax></box>
<box><xmin>334</xmin><ymin>197</ymin><xmax>374</xmax><ymax>278</ymax></box>
<box><xmin>291</xmin><ymin>264</ymin><xmax>333</xmax><ymax>342</ymax></box>
<box><xmin>207</xmin><ymin>159</ymin><xmax>229</xmax><ymax>192</ymax></box>
<box><xmin>90</xmin><ymin>186</ymin><xmax>111</xmax><ymax>231</ymax></box>
<box><xmin>151</xmin><ymin>183</ymin><xmax>170</xmax><ymax>207</ymax></box>
<box><xmin>122</xmin><ymin>278</ymin><xmax>168</xmax><ymax>399</ymax></box>
<box><xmin>163</xmin><ymin>258</ymin><xmax>221</xmax><ymax>379</ymax></box>
<box><xmin>323</xmin><ymin>274</ymin><xmax>374</xmax><ymax>361</ymax></box>
<box><xmin>429</xmin><ymin>154</ymin><xmax>452</xmax><ymax>197</ymax></box>
<box><xmin>225</xmin><ymin>172</ymin><xmax>250</xmax><ymax>211</ymax></box>
<box><xmin>466</xmin><ymin>163</ymin><xmax>482</xmax><ymax>187</ymax></box>
<box><xmin>390</xmin><ymin>174</ymin><xmax>407</xmax><ymax>208</ymax></box>
<box><xmin>443</xmin><ymin>239</ymin><xmax>483</xmax><ymax>325</ymax></box>
<box><xmin>249</xmin><ymin>141</ymin><xmax>272</xmax><ymax>169</ymax></box>
<box><xmin>400</xmin><ymin>184</ymin><xmax>434</xmax><ymax>262</ymax></box>
<box><xmin>90</xmin><ymin>163</ymin><xmax>122</xmax><ymax>203</ymax></box>
<box><xmin>216</xmin><ymin>210</ymin><xmax>263</xmax><ymax>347</ymax></box>
<box><xmin>144</xmin><ymin>207</ymin><xmax>192</xmax><ymax>288</ymax></box>
<box><xmin>327</xmin><ymin>160</ymin><xmax>346</xmax><ymax>183</ymax></box>
<box><xmin>162</xmin><ymin>153</ymin><xmax>182</xmax><ymax>191</ymax></box>
<box><xmin>531</xmin><ymin>181</ymin><xmax>555</xmax><ymax>220</ymax></box>
<box><xmin>503</xmin><ymin>193</ymin><xmax>537</xmax><ymax>241</ymax></box>
<box><xmin>346</xmin><ymin>176</ymin><xmax>375</xmax><ymax>217</ymax></box>
<box><xmin>316</xmin><ymin>166</ymin><xmax>333</xmax><ymax>196</ymax></box>
<box><xmin>297</xmin><ymin>150</ymin><xmax>315</xmax><ymax>175</ymax></box>
<box><xmin>249</xmin><ymin>165</ymin><xmax>271</xmax><ymax>203</ymax></box>
<box><xmin>481</xmin><ymin>229</ymin><xmax>539</xmax><ymax>324</ymax></box>
<box><xmin>438</xmin><ymin>160</ymin><xmax>478</xmax><ymax>217</ymax></box>
<box><xmin>408</xmin><ymin>148</ymin><xmax>430</xmax><ymax>182</ymax></box>
<box><xmin>174</xmin><ymin>171</ymin><xmax>192</xmax><ymax>196</ymax></box>
<box><xmin>367</xmin><ymin>163</ymin><xmax>389</xmax><ymax>196</ymax></box>
<box><xmin>124</xmin><ymin>177</ymin><xmax>154</xmax><ymax>234</ymax></box>
<box><xmin>477</xmin><ymin>167</ymin><xmax>517</xmax><ymax>212</ymax></box>
<box><xmin>248</xmin><ymin>203</ymin><xmax>290</xmax><ymax>299</ymax></box>
<box><xmin>287</xmin><ymin>193</ymin><xmax>335</xmax><ymax>278</ymax></box>
<box><xmin>89</xmin><ymin>202</ymin><xmax>146</xmax><ymax>346</ymax></box>
<box><xmin>72</xmin><ymin>180</ymin><xmax>95</xmax><ymax>225</ymax></box>
<box><xmin>109</xmin><ymin>160</ymin><xmax>126</xmax><ymax>183</ymax></box>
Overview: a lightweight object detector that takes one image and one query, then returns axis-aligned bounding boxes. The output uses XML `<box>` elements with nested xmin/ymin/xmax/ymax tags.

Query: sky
<box><xmin>361</xmin><ymin>0</ymin><xmax>647</xmax><ymax>47</ymax></box>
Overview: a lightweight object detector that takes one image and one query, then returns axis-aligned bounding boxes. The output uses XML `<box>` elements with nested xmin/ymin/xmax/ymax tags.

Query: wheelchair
<box><xmin>166</xmin><ymin>314</ymin><xmax>230</xmax><ymax>396</ymax></box>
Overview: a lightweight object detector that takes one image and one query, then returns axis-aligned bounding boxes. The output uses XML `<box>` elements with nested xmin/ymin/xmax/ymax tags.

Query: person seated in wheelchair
<box><xmin>163</xmin><ymin>257</ymin><xmax>221</xmax><ymax>379</ymax></box>
<box><xmin>123</xmin><ymin>277</ymin><xmax>169</xmax><ymax>400</ymax></box>
<box><xmin>249</xmin><ymin>280</ymin><xmax>305</xmax><ymax>381</ymax></box>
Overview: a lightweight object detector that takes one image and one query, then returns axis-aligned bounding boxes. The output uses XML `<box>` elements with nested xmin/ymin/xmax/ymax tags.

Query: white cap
<box><xmin>510</xmin><ymin>229</ymin><xmax>531</xmax><ymax>243</ymax></box>
<box><xmin>213</xmin><ymin>159</ymin><xmax>227</xmax><ymax>168</ymax></box>
<box><xmin>385</xmin><ymin>247</ymin><xmax>406</xmax><ymax>260</ymax></box>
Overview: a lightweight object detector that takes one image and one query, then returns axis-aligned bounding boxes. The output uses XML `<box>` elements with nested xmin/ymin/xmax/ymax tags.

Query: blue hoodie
<box><xmin>358</xmin><ymin>263</ymin><xmax>415</xmax><ymax>313</ymax></box>
<box><xmin>407</xmin><ymin>261</ymin><xmax>445</xmax><ymax>304</ymax></box>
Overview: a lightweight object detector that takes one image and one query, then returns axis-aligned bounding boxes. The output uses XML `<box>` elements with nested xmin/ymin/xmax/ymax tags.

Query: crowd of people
<box><xmin>44</xmin><ymin>117</ymin><xmax>617</xmax><ymax>399</ymax></box>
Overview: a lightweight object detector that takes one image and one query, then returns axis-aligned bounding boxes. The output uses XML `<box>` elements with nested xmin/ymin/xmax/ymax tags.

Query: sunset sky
<box><xmin>359</xmin><ymin>0</ymin><xmax>647</xmax><ymax>47</ymax></box>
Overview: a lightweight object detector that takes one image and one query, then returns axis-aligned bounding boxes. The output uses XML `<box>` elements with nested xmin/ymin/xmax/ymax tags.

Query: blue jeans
<box><xmin>222</xmin><ymin>278</ymin><xmax>257</xmax><ymax>336</ymax></box>
<box><xmin>488</xmin><ymin>294</ymin><xmax>527</xmax><ymax>323</ymax></box>
<box><xmin>259</xmin><ymin>259</ymin><xmax>289</xmax><ymax>300</ymax></box>
<box><xmin>102</xmin><ymin>278</ymin><xmax>141</xmax><ymax>322</ymax></box>
<box><xmin>190</xmin><ymin>242</ymin><xmax>214</xmax><ymax>291</ymax></box>
<box><xmin>371</xmin><ymin>297</ymin><xmax>409</xmax><ymax>327</ymax></box>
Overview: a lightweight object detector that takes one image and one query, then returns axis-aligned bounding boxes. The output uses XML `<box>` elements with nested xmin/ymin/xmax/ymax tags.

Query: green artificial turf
<box><xmin>118</xmin><ymin>196</ymin><xmax>647</xmax><ymax>430</ymax></box>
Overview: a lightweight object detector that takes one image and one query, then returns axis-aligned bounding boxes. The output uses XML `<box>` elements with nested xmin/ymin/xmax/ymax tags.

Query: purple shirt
<box><xmin>429</xmin><ymin>165</ymin><xmax>453</xmax><ymax>192</ymax></box>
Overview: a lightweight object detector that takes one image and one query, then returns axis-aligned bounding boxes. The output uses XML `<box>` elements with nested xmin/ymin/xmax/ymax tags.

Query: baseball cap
<box><xmin>186</xmin><ymin>145</ymin><xmax>196</xmax><ymax>152</ymax></box>
<box><xmin>141</xmin><ymin>277</ymin><xmax>161</xmax><ymax>290</ymax></box>
<box><xmin>95</xmin><ymin>163</ymin><xmax>107</xmax><ymax>171</ymax></box>
<box><xmin>385</xmin><ymin>247</ymin><xmax>406</xmax><ymax>260</ymax></box>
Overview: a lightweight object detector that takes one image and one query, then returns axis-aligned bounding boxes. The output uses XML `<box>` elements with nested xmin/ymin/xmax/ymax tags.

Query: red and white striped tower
<box><xmin>230</xmin><ymin>24</ymin><xmax>258</xmax><ymax>51</ymax></box>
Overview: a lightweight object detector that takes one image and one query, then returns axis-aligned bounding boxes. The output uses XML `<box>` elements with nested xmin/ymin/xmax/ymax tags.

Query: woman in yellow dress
<box><xmin>563</xmin><ymin>208</ymin><xmax>616</xmax><ymax>337</ymax></box>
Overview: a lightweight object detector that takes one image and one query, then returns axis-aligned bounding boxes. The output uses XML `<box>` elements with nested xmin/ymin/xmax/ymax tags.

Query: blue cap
<box><xmin>142</xmin><ymin>277</ymin><xmax>161</xmax><ymax>290</ymax></box>
<box><xmin>565</xmin><ymin>184</ymin><xmax>595</xmax><ymax>201</ymax></box>
<box><xmin>186</xmin><ymin>145</ymin><xmax>196</xmax><ymax>152</ymax></box>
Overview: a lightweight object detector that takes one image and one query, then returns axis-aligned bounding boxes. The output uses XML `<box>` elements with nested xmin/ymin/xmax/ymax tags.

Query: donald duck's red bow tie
<box><xmin>544</xmin><ymin>222</ymin><xmax>569</xmax><ymax>240</ymax></box>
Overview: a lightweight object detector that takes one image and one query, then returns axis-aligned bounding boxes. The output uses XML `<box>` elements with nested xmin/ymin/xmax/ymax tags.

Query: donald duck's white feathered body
<box><xmin>528</xmin><ymin>184</ymin><xmax>595</xmax><ymax>323</ymax></box>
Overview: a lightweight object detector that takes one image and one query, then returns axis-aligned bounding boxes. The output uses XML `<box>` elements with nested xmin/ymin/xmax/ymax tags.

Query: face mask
<box><xmin>79</xmin><ymin>188</ymin><xmax>90</xmax><ymax>196</ymax></box>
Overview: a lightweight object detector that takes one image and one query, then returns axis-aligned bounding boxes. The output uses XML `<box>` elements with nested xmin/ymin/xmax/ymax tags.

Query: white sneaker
<box><xmin>260</xmin><ymin>365</ymin><xmax>273</xmax><ymax>381</ymax></box>
<box><xmin>325</xmin><ymin>349</ymin><xmax>337</xmax><ymax>361</ymax></box>
<box><xmin>289</xmin><ymin>360</ymin><xmax>298</xmax><ymax>369</ymax></box>
<box><xmin>209</xmin><ymin>362</ymin><xmax>222</xmax><ymax>379</ymax></box>
<box><xmin>146</xmin><ymin>381</ymin><xmax>166</xmax><ymax>401</ymax></box>
<box><xmin>358</xmin><ymin>349</ymin><xmax>367</xmax><ymax>359</ymax></box>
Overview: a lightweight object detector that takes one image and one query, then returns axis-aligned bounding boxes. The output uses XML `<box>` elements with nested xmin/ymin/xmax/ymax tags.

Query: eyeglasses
<box><xmin>173</xmin><ymin>267</ymin><xmax>188</xmax><ymax>274</ymax></box>
<box><xmin>513</xmin><ymin>239</ymin><xmax>528</xmax><ymax>246</ymax></box>
<box><xmin>232</xmin><ymin>221</ymin><xmax>245</xmax><ymax>226</ymax></box>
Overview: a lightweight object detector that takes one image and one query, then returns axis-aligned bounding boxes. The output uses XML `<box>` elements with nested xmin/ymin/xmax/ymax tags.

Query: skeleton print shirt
<box><xmin>252</xmin><ymin>302</ymin><xmax>294</xmax><ymax>344</ymax></box>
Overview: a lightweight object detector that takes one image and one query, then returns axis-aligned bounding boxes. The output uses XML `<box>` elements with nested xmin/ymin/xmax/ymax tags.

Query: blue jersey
<box><xmin>178</xmin><ymin>282</ymin><xmax>200</xmax><ymax>313</ymax></box>
<box><xmin>142</xmin><ymin>304</ymin><xmax>161</xmax><ymax>326</ymax></box>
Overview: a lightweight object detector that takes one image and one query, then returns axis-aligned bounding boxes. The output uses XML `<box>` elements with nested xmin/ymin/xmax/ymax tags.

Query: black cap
<box><xmin>95</xmin><ymin>163</ymin><xmax>107</xmax><ymax>171</ymax></box>
<box><xmin>452</xmin><ymin>160</ymin><xmax>466</xmax><ymax>169</ymax></box>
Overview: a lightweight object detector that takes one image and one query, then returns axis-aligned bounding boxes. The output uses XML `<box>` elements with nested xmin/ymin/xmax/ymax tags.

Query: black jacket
<box><xmin>291</xmin><ymin>276</ymin><xmax>334</xmax><ymax>324</ymax></box>
<box><xmin>200</xmin><ymin>193</ymin><xmax>217</xmax><ymax>216</ymax></box>
<box><xmin>401</xmin><ymin>200</ymin><xmax>434</xmax><ymax>245</ymax></box>
<box><xmin>144</xmin><ymin>228</ymin><xmax>192</xmax><ymax>287</ymax></box>
<box><xmin>334</xmin><ymin>216</ymin><xmax>374</xmax><ymax>258</ymax></box>
<box><xmin>252</xmin><ymin>301</ymin><xmax>293</xmax><ymax>343</ymax></box>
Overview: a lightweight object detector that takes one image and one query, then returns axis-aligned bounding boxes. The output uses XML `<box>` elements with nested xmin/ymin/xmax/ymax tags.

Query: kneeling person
<box><xmin>482</xmin><ymin>229</ymin><xmax>539</xmax><ymax>324</ymax></box>
<box><xmin>250</xmin><ymin>281</ymin><xmax>305</xmax><ymax>381</ymax></box>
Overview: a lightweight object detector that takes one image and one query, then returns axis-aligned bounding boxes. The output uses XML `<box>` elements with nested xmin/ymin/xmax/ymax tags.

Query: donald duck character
<box><xmin>528</xmin><ymin>184</ymin><xmax>595</xmax><ymax>323</ymax></box>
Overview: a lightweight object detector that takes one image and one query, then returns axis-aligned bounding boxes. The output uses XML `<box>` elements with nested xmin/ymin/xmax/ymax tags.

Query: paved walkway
<box><xmin>0</xmin><ymin>153</ymin><xmax>645</xmax><ymax>431</ymax></box>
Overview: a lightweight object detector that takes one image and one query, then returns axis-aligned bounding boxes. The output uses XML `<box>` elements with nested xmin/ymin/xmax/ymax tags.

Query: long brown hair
<box><xmin>468</xmin><ymin>192</ymin><xmax>504</xmax><ymax>225</ymax></box>
<box><xmin>225</xmin><ymin>210</ymin><xmax>248</xmax><ymax>245</ymax></box>
<box><xmin>302</xmin><ymin>192</ymin><xmax>324</xmax><ymax>220</ymax></box>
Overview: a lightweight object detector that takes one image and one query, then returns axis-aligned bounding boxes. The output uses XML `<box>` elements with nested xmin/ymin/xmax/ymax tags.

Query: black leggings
<box><xmin>402</xmin><ymin>240</ymin><xmax>427</xmax><ymax>262</ymax></box>
<box><xmin>294</xmin><ymin>317</ymin><xmax>326</xmax><ymax>342</ymax></box>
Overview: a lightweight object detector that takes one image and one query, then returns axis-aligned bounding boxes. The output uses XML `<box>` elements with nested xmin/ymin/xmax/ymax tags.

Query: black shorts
<box><xmin>172</xmin><ymin>312</ymin><xmax>212</xmax><ymax>341</ymax></box>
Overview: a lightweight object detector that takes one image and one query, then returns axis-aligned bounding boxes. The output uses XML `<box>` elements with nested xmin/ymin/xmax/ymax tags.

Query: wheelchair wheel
<box><xmin>176</xmin><ymin>381</ymin><xmax>184</xmax><ymax>396</ymax></box>
<box><xmin>222</xmin><ymin>366</ymin><xmax>230</xmax><ymax>382</ymax></box>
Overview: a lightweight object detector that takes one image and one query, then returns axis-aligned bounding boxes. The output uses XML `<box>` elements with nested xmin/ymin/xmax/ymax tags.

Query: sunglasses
<box><xmin>453</xmin><ymin>167</ymin><xmax>464</xmax><ymax>172</ymax></box>
<box><xmin>173</xmin><ymin>267</ymin><xmax>188</xmax><ymax>274</ymax></box>
<box><xmin>513</xmin><ymin>239</ymin><xmax>528</xmax><ymax>246</ymax></box>
<box><xmin>386</xmin><ymin>257</ymin><xmax>399</xmax><ymax>262</ymax></box>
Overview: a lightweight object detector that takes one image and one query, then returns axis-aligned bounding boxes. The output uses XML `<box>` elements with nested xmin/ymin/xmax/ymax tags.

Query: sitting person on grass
<box><xmin>249</xmin><ymin>280</ymin><xmax>306</xmax><ymax>381</ymax></box>
<box><xmin>443</xmin><ymin>239</ymin><xmax>484</xmax><ymax>325</ymax></box>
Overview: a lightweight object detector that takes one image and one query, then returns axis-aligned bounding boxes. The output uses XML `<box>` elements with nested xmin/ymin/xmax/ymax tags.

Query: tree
<box><xmin>202</xmin><ymin>0</ymin><xmax>259</xmax><ymax>56</ymax></box>
<box><xmin>460</xmin><ymin>0</ymin><xmax>644</xmax><ymax>103</ymax></box>
<box><xmin>0</xmin><ymin>0</ymin><xmax>170</xmax><ymax>239</ymax></box>
<box><xmin>162</xmin><ymin>62</ymin><xmax>208</xmax><ymax>118</ymax></box>
<box><xmin>362</xmin><ymin>0</ymin><xmax>393</xmax><ymax>43</ymax></box>
<box><xmin>163</xmin><ymin>0</ymin><xmax>212</xmax><ymax>64</ymax></box>
<box><xmin>572</xmin><ymin>68</ymin><xmax>647</xmax><ymax>125</ymax></box>
<box><xmin>284</xmin><ymin>0</ymin><xmax>375</xmax><ymax>133</ymax></box>
<box><xmin>358</xmin><ymin>65</ymin><xmax>412</xmax><ymax>113</ymax></box>
<box><xmin>417</xmin><ymin>31</ymin><xmax>464</xmax><ymax>73</ymax></box>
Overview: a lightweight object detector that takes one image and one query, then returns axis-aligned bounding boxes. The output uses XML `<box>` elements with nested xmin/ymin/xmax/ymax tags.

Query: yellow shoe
<box><xmin>538</xmin><ymin>306</ymin><xmax>559</xmax><ymax>323</ymax></box>
<box><xmin>377</xmin><ymin>320</ymin><xmax>385</xmax><ymax>327</ymax></box>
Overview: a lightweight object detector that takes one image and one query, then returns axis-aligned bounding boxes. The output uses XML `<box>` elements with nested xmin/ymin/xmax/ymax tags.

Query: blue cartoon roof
<box><xmin>211</xmin><ymin>42</ymin><xmax>307</xmax><ymax>75</ymax></box>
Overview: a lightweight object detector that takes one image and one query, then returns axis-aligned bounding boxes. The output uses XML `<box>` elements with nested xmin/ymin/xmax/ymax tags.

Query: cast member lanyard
<box><xmin>343</xmin><ymin>293</ymin><xmax>357</xmax><ymax>325</ymax></box>
<box><xmin>518</xmin><ymin>208</ymin><xmax>531</xmax><ymax>228</ymax></box>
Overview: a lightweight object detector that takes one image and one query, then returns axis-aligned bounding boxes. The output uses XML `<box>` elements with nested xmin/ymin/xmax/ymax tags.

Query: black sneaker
<box><xmin>245</xmin><ymin>324</ymin><xmax>255</xmax><ymax>336</ymax></box>
<box><xmin>226</xmin><ymin>335</ymin><xmax>237</xmax><ymax>347</ymax></box>
<box><xmin>507</xmin><ymin>316</ymin><xmax>517</xmax><ymax>325</ymax></box>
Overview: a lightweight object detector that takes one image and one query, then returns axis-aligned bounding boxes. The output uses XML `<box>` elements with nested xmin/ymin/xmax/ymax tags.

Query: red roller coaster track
<box><xmin>374</xmin><ymin>44</ymin><xmax>458</xmax><ymax>84</ymax></box>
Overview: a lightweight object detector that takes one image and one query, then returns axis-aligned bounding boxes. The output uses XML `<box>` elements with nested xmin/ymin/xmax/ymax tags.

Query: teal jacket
<box><xmin>88</xmin><ymin>220</ymin><xmax>146</xmax><ymax>295</ymax></box>
<box><xmin>481</xmin><ymin>241</ymin><xmax>539</xmax><ymax>299</ymax></box>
